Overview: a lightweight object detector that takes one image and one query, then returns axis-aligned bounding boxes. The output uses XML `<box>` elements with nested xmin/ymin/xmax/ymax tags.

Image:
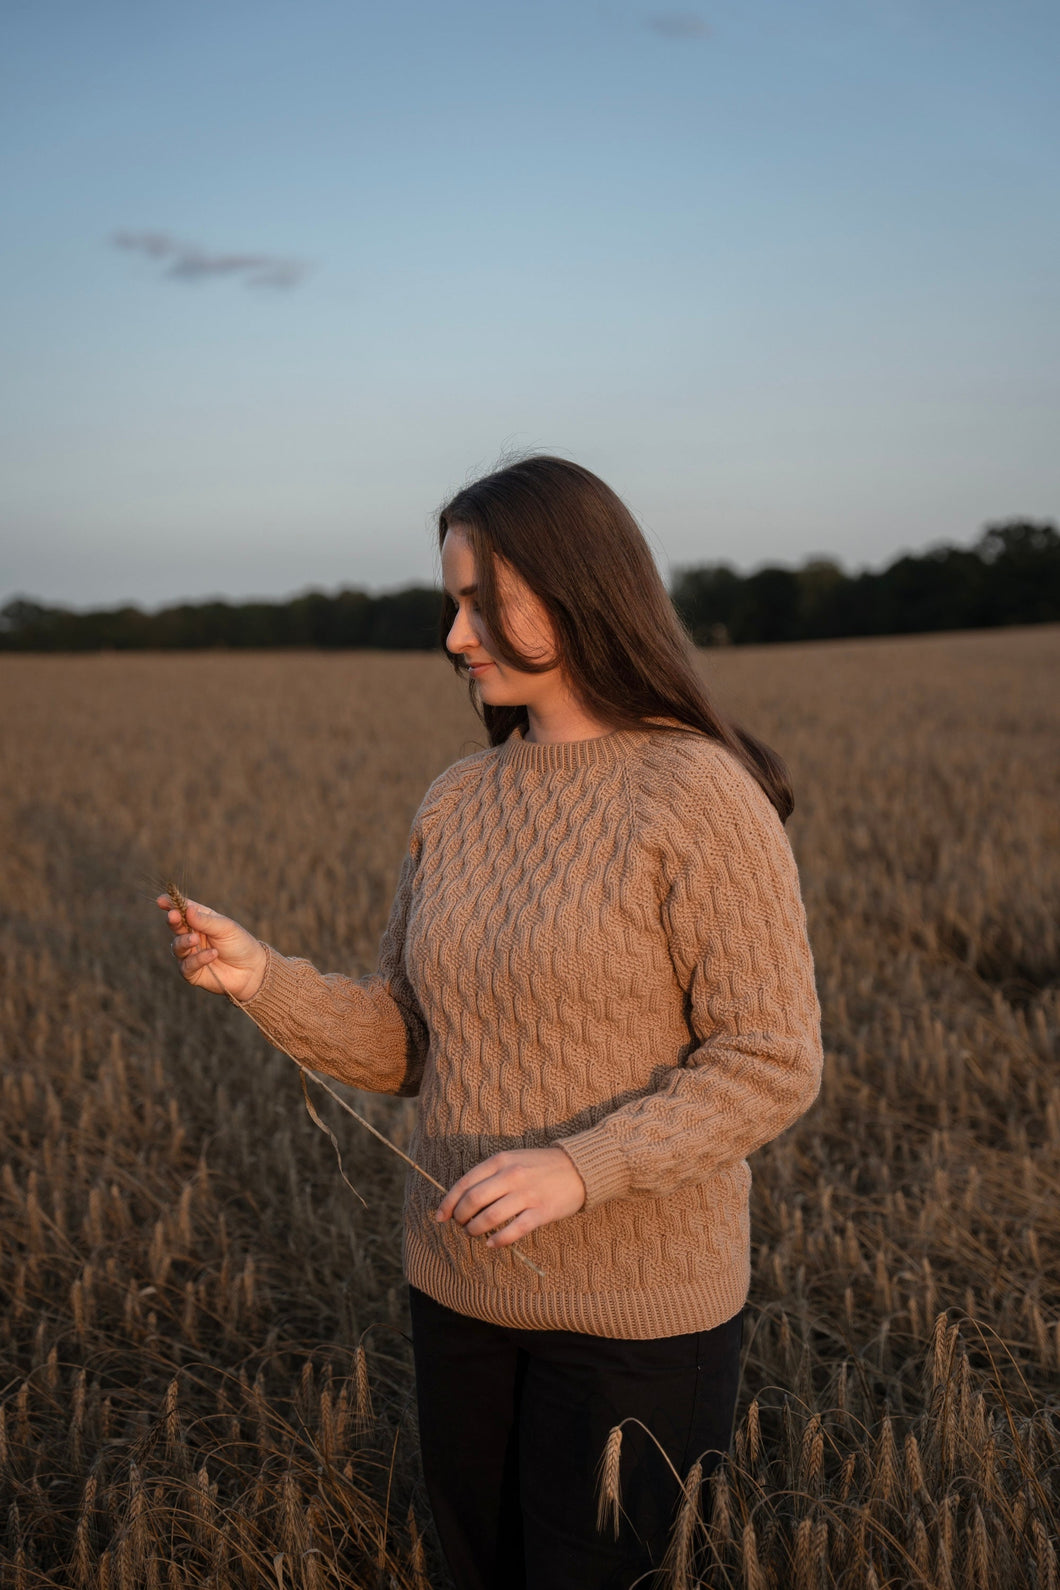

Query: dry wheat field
<box><xmin>1</xmin><ymin>625</ymin><xmax>1058</xmax><ymax>1589</ymax></box>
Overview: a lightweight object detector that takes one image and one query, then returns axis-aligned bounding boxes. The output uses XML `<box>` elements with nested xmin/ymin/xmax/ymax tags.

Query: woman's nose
<box><xmin>446</xmin><ymin>608</ymin><xmax>473</xmax><ymax>654</ymax></box>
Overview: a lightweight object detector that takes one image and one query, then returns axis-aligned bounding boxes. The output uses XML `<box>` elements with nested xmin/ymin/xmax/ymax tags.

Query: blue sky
<box><xmin>2</xmin><ymin>0</ymin><xmax>1058</xmax><ymax>608</ymax></box>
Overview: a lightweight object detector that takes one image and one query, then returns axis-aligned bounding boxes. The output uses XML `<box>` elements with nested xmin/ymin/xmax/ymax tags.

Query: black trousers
<box><xmin>408</xmin><ymin>1285</ymin><xmax>743</xmax><ymax>1590</ymax></box>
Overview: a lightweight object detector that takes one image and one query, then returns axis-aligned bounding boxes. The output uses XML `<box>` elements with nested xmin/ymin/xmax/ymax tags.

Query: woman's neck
<box><xmin>523</xmin><ymin>692</ymin><xmax>614</xmax><ymax>745</ymax></box>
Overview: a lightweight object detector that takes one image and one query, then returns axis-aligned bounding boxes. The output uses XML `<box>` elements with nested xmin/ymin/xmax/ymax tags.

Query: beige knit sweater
<box><xmin>241</xmin><ymin>724</ymin><xmax>824</xmax><ymax>1339</ymax></box>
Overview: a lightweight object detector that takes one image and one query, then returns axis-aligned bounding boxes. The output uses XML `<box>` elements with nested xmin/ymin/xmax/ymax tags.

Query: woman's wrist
<box><xmin>238</xmin><ymin>941</ymin><xmax>270</xmax><ymax>1004</ymax></box>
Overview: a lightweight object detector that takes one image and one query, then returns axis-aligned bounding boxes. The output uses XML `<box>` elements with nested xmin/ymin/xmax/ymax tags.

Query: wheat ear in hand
<box><xmin>164</xmin><ymin>878</ymin><xmax>191</xmax><ymax>934</ymax></box>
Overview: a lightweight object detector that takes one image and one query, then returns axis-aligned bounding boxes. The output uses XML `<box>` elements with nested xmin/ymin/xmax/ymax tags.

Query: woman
<box><xmin>159</xmin><ymin>455</ymin><xmax>824</xmax><ymax>1590</ymax></box>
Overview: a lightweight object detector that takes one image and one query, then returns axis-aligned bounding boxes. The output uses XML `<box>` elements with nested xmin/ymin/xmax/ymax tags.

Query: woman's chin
<box><xmin>473</xmin><ymin>679</ymin><xmax>526</xmax><ymax>711</ymax></box>
<box><xmin>477</xmin><ymin>686</ymin><xmax>519</xmax><ymax>708</ymax></box>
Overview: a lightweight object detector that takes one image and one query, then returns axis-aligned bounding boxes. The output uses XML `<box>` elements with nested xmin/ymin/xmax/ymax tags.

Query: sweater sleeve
<box><xmin>554</xmin><ymin>744</ymin><xmax>824</xmax><ymax>1209</ymax></box>
<box><xmin>234</xmin><ymin>826</ymin><xmax>429</xmax><ymax>1097</ymax></box>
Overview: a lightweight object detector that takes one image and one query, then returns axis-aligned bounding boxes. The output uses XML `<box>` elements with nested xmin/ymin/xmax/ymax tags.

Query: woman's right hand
<box><xmin>156</xmin><ymin>894</ymin><xmax>268</xmax><ymax>1003</ymax></box>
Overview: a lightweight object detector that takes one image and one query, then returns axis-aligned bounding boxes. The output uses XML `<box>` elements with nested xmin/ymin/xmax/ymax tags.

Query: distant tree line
<box><xmin>1</xmin><ymin>519</ymin><xmax>1056</xmax><ymax>652</ymax></box>
<box><xmin>671</xmin><ymin>520</ymin><xmax>1059</xmax><ymax>646</ymax></box>
<box><xmin>0</xmin><ymin>585</ymin><xmax>443</xmax><ymax>652</ymax></box>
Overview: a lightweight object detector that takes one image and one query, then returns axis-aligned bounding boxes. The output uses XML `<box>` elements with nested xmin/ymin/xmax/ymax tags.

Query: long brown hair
<box><xmin>438</xmin><ymin>455</ymin><xmax>795</xmax><ymax>822</ymax></box>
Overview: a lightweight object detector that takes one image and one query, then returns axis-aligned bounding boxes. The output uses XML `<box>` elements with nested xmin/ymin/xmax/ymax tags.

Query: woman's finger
<box><xmin>179</xmin><ymin>946</ymin><xmax>219</xmax><ymax>979</ymax></box>
<box><xmin>174</xmin><ymin>935</ymin><xmax>210</xmax><ymax>960</ymax></box>
<box><xmin>464</xmin><ymin>1192</ymin><xmax>525</xmax><ymax>1239</ymax></box>
<box><xmin>159</xmin><ymin>894</ymin><xmax>239</xmax><ymax>950</ymax></box>
<box><xmin>448</xmin><ymin>1170</ymin><xmax>516</xmax><ymax>1228</ymax></box>
<box><xmin>158</xmin><ymin>895</ymin><xmax>196</xmax><ymax>933</ymax></box>
<box><xmin>485</xmin><ymin>1209</ymin><xmax>540</xmax><ymax>1248</ymax></box>
<box><xmin>435</xmin><ymin>1157</ymin><xmax>504</xmax><ymax>1221</ymax></box>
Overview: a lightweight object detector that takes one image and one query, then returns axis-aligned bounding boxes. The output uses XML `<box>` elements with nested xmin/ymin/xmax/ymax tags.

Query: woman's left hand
<box><xmin>435</xmin><ymin>1147</ymin><xmax>587</xmax><ymax>1249</ymax></box>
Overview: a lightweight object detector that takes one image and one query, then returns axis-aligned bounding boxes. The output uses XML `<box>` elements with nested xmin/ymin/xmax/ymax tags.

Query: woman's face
<box><xmin>441</xmin><ymin>526</ymin><xmax>566</xmax><ymax>712</ymax></box>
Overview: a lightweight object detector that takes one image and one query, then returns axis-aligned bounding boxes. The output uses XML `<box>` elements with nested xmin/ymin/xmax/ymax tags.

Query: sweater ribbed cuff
<box><xmin>235</xmin><ymin>944</ymin><xmax>300</xmax><ymax>1029</ymax></box>
<box><xmin>555</xmin><ymin>1127</ymin><xmax>631</xmax><ymax>1211</ymax></box>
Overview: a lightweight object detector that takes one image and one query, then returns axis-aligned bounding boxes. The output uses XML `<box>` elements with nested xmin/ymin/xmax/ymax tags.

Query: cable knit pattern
<box><xmin>240</xmin><ymin>725</ymin><xmax>824</xmax><ymax>1338</ymax></box>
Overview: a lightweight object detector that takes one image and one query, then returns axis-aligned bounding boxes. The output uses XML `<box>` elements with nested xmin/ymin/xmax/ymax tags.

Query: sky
<box><xmin>2</xmin><ymin>0</ymin><xmax>1058</xmax><ymax>609</ymax></box>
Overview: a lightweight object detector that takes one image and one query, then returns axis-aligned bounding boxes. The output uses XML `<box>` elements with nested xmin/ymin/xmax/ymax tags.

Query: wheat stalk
<box><xmin>160</xmin><ymin>879</ymin><xmax>546</xmax><ymax>1277</ymax></box>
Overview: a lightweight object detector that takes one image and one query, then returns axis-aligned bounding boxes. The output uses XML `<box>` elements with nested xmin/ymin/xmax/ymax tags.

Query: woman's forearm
<box><xmin>236</xmin><ymin>944</ymin><xmax>427</xmax><ymax>1096</ymax></box>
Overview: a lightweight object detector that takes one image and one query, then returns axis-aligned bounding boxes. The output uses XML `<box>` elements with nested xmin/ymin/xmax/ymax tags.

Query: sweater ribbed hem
<box><xmin>403</xmin><ymin>1231</ymin><xmax>750</xmax><ymax>1339</ymax></box>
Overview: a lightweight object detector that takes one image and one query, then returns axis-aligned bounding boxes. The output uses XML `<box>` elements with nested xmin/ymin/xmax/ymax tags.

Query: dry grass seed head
<box><xmin>595</xmin><ymin>1425</ymin><xmax>623</xmax><ymax>1539</ymax></box>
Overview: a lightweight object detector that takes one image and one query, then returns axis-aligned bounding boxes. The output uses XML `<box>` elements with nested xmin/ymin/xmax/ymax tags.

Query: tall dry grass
<box><xmin>1</xmin><ymin>627</ymin><xmax>1057</xmax><ymax>1587</ymax></box>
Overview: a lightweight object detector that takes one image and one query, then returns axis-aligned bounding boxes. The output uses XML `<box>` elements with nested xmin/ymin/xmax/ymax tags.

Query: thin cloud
<box><xmin>646</xmin><ymin>12</ymin><xmax>710</xmax><ymax>39</ymax></box>
<box><xmin>112</xmin><ymin>230</ymin><xmax>310</xmax><ymax>289</ymax></box>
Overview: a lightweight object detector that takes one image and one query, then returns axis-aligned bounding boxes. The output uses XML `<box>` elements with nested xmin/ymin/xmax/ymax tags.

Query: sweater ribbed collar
<box><xmin>497</xmin><ymin>724</ymin><xmax>645</xmax><ymax>772</ymax></box>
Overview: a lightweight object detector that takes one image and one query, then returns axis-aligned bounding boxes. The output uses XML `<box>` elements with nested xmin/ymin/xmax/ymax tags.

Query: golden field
<box><xmin>1</xmin><ymin>626</ymin><xmax>1058</xmax><ymax>1589</ymax></box>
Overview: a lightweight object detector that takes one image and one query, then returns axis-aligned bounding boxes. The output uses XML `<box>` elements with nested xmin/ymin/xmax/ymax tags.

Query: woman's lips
<box><xmin>467</xmin><ymin>661</ymin><xmax>495</xmax><ymax>677</ymax></box>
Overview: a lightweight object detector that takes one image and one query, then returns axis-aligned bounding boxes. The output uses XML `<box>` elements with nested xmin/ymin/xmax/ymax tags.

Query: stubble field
<box><xmin>1</xmin><ymin>625</ymin><xmax>1058</xmax><ymax>1588</ymax></box>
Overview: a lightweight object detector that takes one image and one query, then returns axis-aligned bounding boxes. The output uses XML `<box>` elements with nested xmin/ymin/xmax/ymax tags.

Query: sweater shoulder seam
<box><xmin>624</xmin><ymin>729</ymin><xmax>777</xmax><ymax>884</ymax></box>
<box><xmin>622</xmin><ymin>731</ymin><xmax>703</xmax><ymax>897</ymax></box>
